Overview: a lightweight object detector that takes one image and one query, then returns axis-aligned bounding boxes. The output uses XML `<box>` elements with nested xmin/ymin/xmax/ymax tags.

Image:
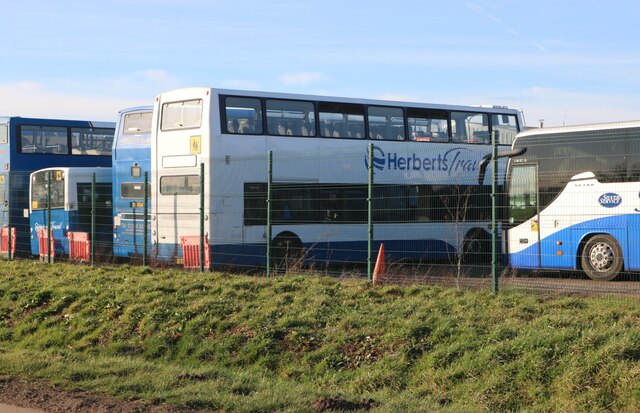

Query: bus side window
<box><xmin>224</xmin><ymin>96</ymin><xmax>263</xmax><ymax>135</ymax></box>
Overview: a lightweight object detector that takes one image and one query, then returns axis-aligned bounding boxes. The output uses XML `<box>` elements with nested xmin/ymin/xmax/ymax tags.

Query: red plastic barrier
<box><xmin>0</xmin><ymin>227</ymin><xmax>16</xmax><ymax>257</ymax></box>
<box><xmin>180</xmin><ymin>234</ymin><xmax>210</xmax><ymax>269</ymax></box>
<box><xmin>37</xmin><ymin>229</ymin><xmax>55</xmax><ymax>262</ymax></box>
<box><xmin>67</xmin><ymin>231</ymin><xmax>90</xmax><ymax>262</ymax></box>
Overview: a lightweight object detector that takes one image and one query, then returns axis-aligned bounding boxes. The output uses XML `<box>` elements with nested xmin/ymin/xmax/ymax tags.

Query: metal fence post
<box><xmin>6</xmin><ymin>172</ymin><xmax>11</xmax><ymax>260</ymax></box>
<box><xmin>367</xmin><ymin>143</ymin><xmax>374</xmax><ymax>282</ymax></box>
<box><xmin>91</xmin><ymin>172</ymin><xmax>96</xmax><ymax>266</ymax></box>
<box><xmin>199</xmin><ymin>162</ymin><xmax>205</xmax><ymax>273</ymax></box>
<box><xmin>266</xmin><ymin>151</ymin><xmax>273</xmax><ymax>277</ymax></box>
<box><xmin>491</xmin><ymin>130</ymin><xmax>499</xmax><ymax>294</ymax></box>
<box><xmin>47</xmin><ymin>170</ymin><xmax>52</xmax><ymax>264</ymax></box>
<box><xmin>143</xmin><ymin>171</ymin><xmax>148</xmax><ymax>267</ymax></box>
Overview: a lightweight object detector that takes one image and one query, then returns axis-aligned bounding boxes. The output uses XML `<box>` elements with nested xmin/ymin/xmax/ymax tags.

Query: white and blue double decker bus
<box><xmin>506</xmin><ymin>121</ymin><xmax>640</xmax><ymax>280</ymax></box>
<box><xmin>111</xmin><ymin>106</ymin><xmax>153</xmax><ymax>259</ymax></box>
<box><xmin>0</xmin><ymin>117</ymin><xmax>114</xmax><ymax>255</ymax></box>
<box><xmin>29</xmin><ymin>167</ymin><xmax>113</xmax><ymax>257</ymax></box>
<box><xmin>151</xmin><ymin>87</ymin><xmax>524</xmax><ymax>268</ymax></box>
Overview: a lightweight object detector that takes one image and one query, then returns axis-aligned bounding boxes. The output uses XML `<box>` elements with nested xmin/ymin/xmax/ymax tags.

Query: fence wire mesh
<box><xmin>1</xmin><ymin>141</ymin><xmax>638</xmax><ymax>298</ymax></box>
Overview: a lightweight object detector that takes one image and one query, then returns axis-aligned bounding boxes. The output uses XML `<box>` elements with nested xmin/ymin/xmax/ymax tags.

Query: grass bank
<box><xmin>0</xmin><ymin>260</ymin><xmax>639</xmax><ymax>412</ymax></box>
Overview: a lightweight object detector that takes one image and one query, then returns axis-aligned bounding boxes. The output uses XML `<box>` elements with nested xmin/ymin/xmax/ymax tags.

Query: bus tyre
<box><xmin>271</xmin><ymin>233</ymin><xmax>302</xmax><ymax>273</ymax></box>
<box><xmin>463</xmin><ymin>230</ymin><xmax>490</xmax><ymax>264</ymax></box>
<box><xmin>581</xmin><ymin>235</ymin><xmax>623</xmax><ymax>281</ymax></box>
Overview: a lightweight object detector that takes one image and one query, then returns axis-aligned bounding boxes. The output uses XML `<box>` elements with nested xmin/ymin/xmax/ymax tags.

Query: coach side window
<box><xmin>368</xmin><ymin>106</ymin><xmax>405</xmax><ymax>140</ymax></box>
<box><xmin>407</xmin><ymin>109</ymin><xmax>448</xmax><ymax>142</ymax></box>
<box><xmin>452</xmin><ymin>112</ymin><xmax>488</xmax><ymax>144</ymax></box>
<box><xmin>318</xmin><ymin>103</ymin><xmax>365</xmax><ymax>139</ymax></box>
<box><xmin>224</xmin><ymin>97</ymin><xmax>263</xmax><ymax>135</ymax></box>
<box><xmin>491</xmin><ymin>114</ymin><xmax>519</xmax><ymax>145</ymax></box>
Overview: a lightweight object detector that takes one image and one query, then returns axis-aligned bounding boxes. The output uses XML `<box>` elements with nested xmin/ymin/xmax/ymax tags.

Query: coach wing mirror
<box><xmin>477</xmin><ymin>147</ymin><xmax>526</xmax><ymax>185</ymax></box>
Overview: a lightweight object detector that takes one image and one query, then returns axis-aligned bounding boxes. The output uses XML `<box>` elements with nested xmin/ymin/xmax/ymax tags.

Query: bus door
<box><xmin>507</xmin><ymin>164</ymin><xmax>540</xmax><ymax>268</ymax></box>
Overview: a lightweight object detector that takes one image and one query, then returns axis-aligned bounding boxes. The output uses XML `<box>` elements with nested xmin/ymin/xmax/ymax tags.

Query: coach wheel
<box><xmin>581</xmin><ymin>235</ymin><xmax>623</xmax><ymax>281</ymax></box>
<box><xmin>462</xmin><ymin>230</ymin><xmax>490</xmax><ymax>264</ymax></box>
<box><xmin>271</xmin><ymin>233</ymin><xmax>303</xmax><ymax>273</ymax></box>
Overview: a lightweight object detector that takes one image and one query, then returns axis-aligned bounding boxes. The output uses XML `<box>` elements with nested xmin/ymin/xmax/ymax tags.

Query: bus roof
<box><xmin>157</xmin><ymin>87</ymin><xmax>524</xmax><ymax>116</ymax></box>
<box><xmin>0</xmin><ymin>116</ymin><xmax>115</xmax><ymax>128</ymax></box>
<box><xmin>31</xmin><ymin>166</ymin><xmax>112</xmax><ymax>174</ymax></box>
<box><xmin>516</xmin><ymin>120</ymin><xmax>640</xmax><ymax>138</ymax></box>
<box><xmin>117</xmin><ymin>106</ymin><xmax>153</xmax><ymax>115</ymax></box>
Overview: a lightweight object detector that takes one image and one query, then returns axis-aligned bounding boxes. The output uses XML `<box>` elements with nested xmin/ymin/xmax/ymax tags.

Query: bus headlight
<box><xmin>131</xmin><ymin>164</ymin><xmax>141</xmax><ymax>178</ymax></box>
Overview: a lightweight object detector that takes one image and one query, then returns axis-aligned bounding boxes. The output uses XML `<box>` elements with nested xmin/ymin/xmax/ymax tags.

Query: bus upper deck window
<box><xmin>20</xmin><ymin>125</ymin><xmax>68</xmax><ymax>154</ymax></box>
<box><xmin>224</xmin><ymin>97</ymin><xmax>263</xmax><ymax>135</ymax></box>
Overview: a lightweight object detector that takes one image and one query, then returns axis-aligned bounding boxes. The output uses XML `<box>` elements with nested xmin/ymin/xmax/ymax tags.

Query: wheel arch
<box><xmin>576</xmin><ymin>231</ymin><xmax>624</xmax><ymax>271</ymax></box>
<box><xmin>271</xmin><ymin>230</ymin><xmax>301</xmax><ymax>245</ymax></box>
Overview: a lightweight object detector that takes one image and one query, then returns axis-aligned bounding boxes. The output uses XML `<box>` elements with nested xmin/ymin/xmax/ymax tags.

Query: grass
<box><xmin>1</xmin><ymin>260</ymin><xmax>640</xmax><ymax>412</ymax></box>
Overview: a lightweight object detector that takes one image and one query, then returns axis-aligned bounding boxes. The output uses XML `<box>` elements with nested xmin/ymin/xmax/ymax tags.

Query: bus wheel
<box><xmin>271</xmin><ymin>233</ymin><xmax>302</xmax><ymax>273</ymax></box>
<box><xmin>463</xmin><ymin>230</ymin><xmax>490</xmax><ymax>264</ymax></box>
<box><xmin>581</xmin><ymin>235</ymin><xmax>623</xmax><ymax>281</ymax></box>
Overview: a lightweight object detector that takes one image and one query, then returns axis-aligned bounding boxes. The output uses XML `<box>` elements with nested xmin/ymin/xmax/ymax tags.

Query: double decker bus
<box><xmin>29</xmin><ymin>167</ymin><xmax>112</xmax><ymax>258</ymax></box>
<box><xmin>111</xmin><ymin>106</ymin><xmax>153</xmax><ymax>259</ymax></box>
<box><xmin>506</xmin><ymin>121</ymin><xmax>640</xmax><ymax>280</ymax></box>
<box><xmin>0</xmin><ymin>117</ymin><xmax>114</xmax><ymax>256</ymax></box>
<box><xmin>151</xmin><ymin>87</ymin><xmax>524</xmax><ymax>268</ymax></box>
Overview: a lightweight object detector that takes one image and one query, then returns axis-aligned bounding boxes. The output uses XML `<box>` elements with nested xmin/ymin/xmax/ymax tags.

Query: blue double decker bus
<box><xmin>111</xmin><ymin>107</ymin><xmax>152</xmax><ymax>259</ymax></box>
<box><xmin>0</xmin><ymin>117</ymin><xmax>114</xmax><ymax>256</ymax></box>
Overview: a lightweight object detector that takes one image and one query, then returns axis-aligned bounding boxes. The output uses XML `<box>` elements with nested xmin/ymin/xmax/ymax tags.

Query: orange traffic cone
<box><xmin>372</xmin><ymin>243</ymin><xmax>386</xmax><ymax>285</ymax></box>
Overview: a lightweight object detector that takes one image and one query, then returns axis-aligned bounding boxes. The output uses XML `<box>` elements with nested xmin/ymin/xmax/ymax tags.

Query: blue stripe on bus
<box><xmin>509</xmin><ymin>214</ymin><xmax>640</xmax><ymax>271</ymax></box>
<box><xmin>155</xmin><ymin>239</ymin><xmax>457</xmax><ymax>268</ymax></box>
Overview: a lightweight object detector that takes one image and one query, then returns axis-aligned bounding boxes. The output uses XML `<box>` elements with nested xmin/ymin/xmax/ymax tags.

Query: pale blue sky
<box><xmin>1</xmin><ymin>0</ymin><xmax>639</xmax><ymax>127</ymax></box>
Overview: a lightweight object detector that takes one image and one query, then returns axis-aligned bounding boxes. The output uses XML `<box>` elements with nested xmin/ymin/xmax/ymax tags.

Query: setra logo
<box><xmin>599</xmin><ymin>193</ymin><xmax>622</xmax><ymax>208</ymax></box>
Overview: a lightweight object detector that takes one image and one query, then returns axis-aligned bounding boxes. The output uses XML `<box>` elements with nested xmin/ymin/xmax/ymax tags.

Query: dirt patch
<box><xmin>0</xmin><ymin>375</ymin><xmax>215</xmax><ymax>413</ymax></box>
<box><xmin>312</xmin><ymin>396</ymin><xmax>376</xmax><ymax>412</ymax></box>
